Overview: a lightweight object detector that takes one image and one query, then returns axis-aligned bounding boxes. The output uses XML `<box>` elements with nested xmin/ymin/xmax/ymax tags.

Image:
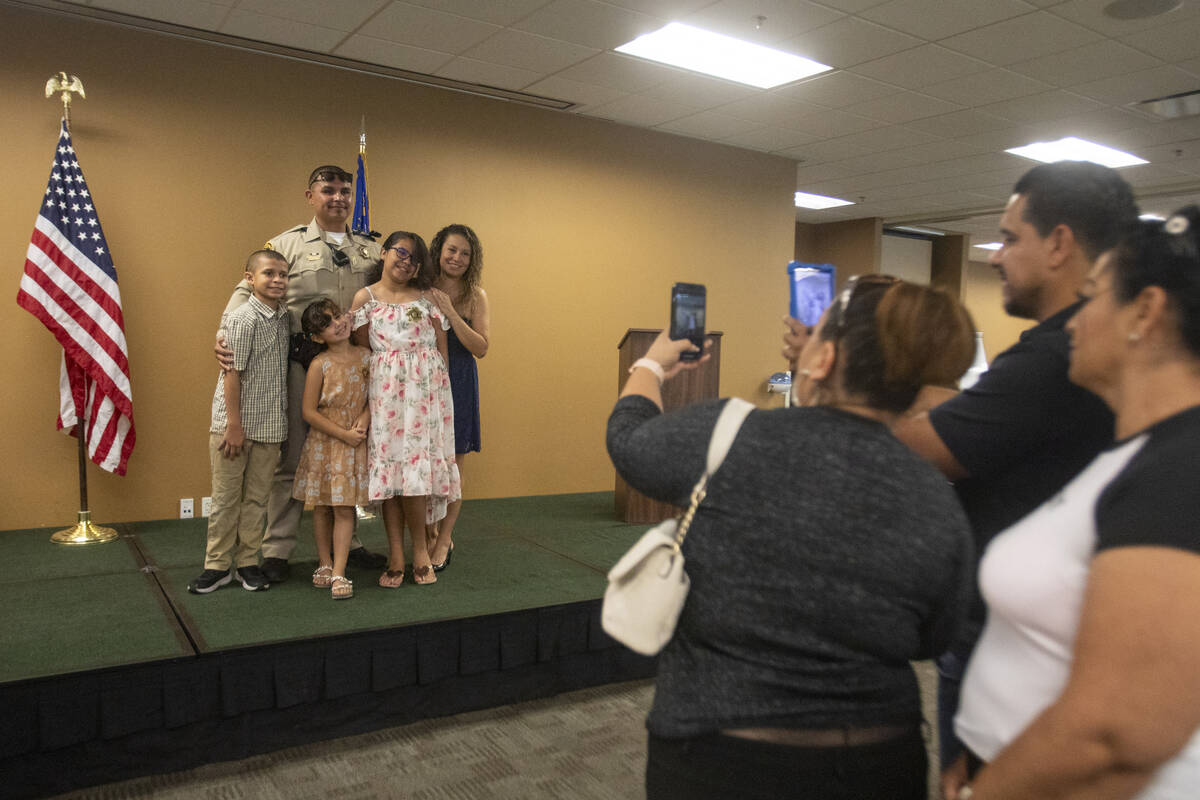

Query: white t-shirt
<box><xmin>956</xmin><ymin>406</ymin><xmax>1200</xmax><ymax>799</ymax></box>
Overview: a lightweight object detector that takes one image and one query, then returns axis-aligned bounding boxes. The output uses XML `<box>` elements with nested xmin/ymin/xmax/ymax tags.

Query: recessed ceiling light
<box><xmin>1103</xmin><ymin>0</ymin><xmax>1182</xmax><ymax>20</ymax></box>
<box><xmin>795</xmin><ymin>191</ymin><xmax>854</xmax><ymax>210</ymax></box>
<box><xmin>889</xmin><ymin>225</ymin><xmax>946</xmax><ymax>237</ymax></box>
<box><xmin>616</xmin><ymin>23</ymin><xmax>832</xmax><ymax>89</ymax></box>
<box><xmin>1005</xmin><ymin>137</ymin><xmax>1148</xmax><ymax>168</ymax></box>
<box><xmin>973</xmin><ymin>242</ymin><xmax>1003</xmax><ymax>251</ymax></box>
<box><xmin>1140</xmin><ymin>213</ymin><xmax>1167</xmax><ymax>221</ymax></box>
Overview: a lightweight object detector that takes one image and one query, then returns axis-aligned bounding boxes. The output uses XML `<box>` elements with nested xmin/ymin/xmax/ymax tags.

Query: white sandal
<box><xmin>331</xmin><ymin>575</ymin><xmax>353</xmax><ymax>600</ymax></box>
<box><xmin>312</xmin><ymin>565</ymin><xmax>334</xmax><ymax>587</ymax></box>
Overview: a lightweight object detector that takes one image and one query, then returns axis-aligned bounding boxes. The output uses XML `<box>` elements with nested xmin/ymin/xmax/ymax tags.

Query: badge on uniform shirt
<box><xmin>307</xmin><ymin>250</ymin><xmax>322</xmax><ymax>260</ymax></box>
<box><xmin>358</xmin><ymin>245</ymin><xmax>370</xmax><ymax>259</ymax></box>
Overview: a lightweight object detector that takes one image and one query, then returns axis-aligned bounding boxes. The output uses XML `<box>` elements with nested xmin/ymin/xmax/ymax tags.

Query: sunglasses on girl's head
<box><xmin>829</xmin><ymin>274</ymin><xmax>900</xmax><ymax>336</ymax></box>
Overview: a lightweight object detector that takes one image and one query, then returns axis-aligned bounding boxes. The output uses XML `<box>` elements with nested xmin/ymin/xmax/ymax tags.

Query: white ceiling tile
<box><xmin>795</xmin><ymin>161</ymin><xmax>872</xmax><ymax>183</ymax></box>
<box><xmin>1069</xmin><ymin>66</ymin><xmax>1200</xmax><ymax>106</ymax></box>
<box><xmin>1008</xmin><ymin>40</ymin><xmax>1162</xmax><ymax>88</ymax></box>
<box><xmin>780</xmin><ymin>16</ymin><xmax>924</xmax><ymax>69</ymax></box>
<box><xmin>829</xmin><ymin>149</ymin><xmax>927</xmax><ymax>173</ymax></box>
<box><xmin>921</xmin><ymin>68</ymin><xmax>1050</xmax><ymax>106</ymax></box>
<box><xmin>638</xmin><ymin>73</ymin><xmax>761</xmax><ymax>107</ymax></box>
<box><xmin>514</xmin><ymin>0</ymin><xmax>660</xmax><ymax>49</ymax></box>
<box><xmin>1121</xmin><ymin>16</ymin><xmax>1200</xmax><ymax>63</ymax></box>
<box><xmin>1179</xmin><ymin>57</ymin><xmax>1200</xmax><ymax>77</ymax></box>
<box><xmin>977</xmin><ymin>90</ymin><xmax>1106</xmax><ymax>124</ymax></box>
<box><xmin>769</xmin><ymin>70</ymin><xmax>898</xmax><ymax>108</ymax></box>
<box><xmin>1107</xmin><ymin>118</ymin><xmax>1200</xmax><ymax>149</ymax></box>
<box><xmin>220</xmin><ymin>9</ymin><xmax>346</xmax><ymax>51</ymax></box>
<box><xmin>888</xmin><ymin>138</ymin><xmax>991</xmax><ymax>164</ymax></box>
<box><xmin>523</xmin><ymin>75</ymin><xmax>627</xmax><ymax>107</ymax></box>
<box><xmin>581</xmin><ymin>93</ymin><xmax>697</xmax><ymax>126</ymax></box>
<box><xmin>460</xmin><ymin>29</ymin><xmax>598</xmax><ymax>73</ymax></box>
<box><xmin>721</xmin><ymin>126</ymin><xmax>819</xmax><ymax>152</ymax></box>
<box><xmin>781</xmin><ymin>138</ymin><xmax>875</xmax><ymax>163</ymax></box>
<box><xmin>939</xmin><ymin>11</ymin><xmax>1102</xmax><ymax>66</ymax></box>
<box><xmin>681</xmin><ymin>0</ymin><xmax>845</xmax><ymax>45</ymax></box>
<box><xmin>1137</xmin><ymin>138</ymin><xmax>1200</xmax><ymax>162</ymax></box>
<box><xmin>905</xmin><ymin>109</ymin><xmax>1016</xmax><ymax>138</ymax></box>
<box><xmin>603</xmin><ymin>0</ymin><xmax>712</xmax><ymax>18</ymax></box>
<box><xmin>334</xmin><ymin>34</ymin><xmax>455</xmax><ymax>72</ymax></box>
<box><xmin>812</xmin><ymin>0</ymin><xmax>892</xmax><ymax>12</ymax></box>
<box><xmin>1046</xmin><ymin>0</ymin><xmax>1200</xmax><ymax>37</ymax></box>
<box><xmin>954</xmin><ymin>126</ymin><xmax>1042</xmax><ymax>152</ymax></box>
<box><xmin>831</xmin><ymin>124</ymin><xmax>942</xmax><ymax>152</ymax></box>
<box><xmin>1119</xmin><ymin>162</ymin><xmax>1194</xmax><ymax>187</ymax></box>
<box><xmin>368</xmin><ymin>2</ymin><xmax>502</xmax><ymax>52</ymax></box>
<box><xmin>1024</xmin><ymin>107</ymin><xmax>1152</xmax><ymax>141</ymax></box>
<box><xmin>719</xmin><ymin>94</ymin><xmax>825</xmax><ymax>126</ymax></box>
<box><xmin>860</xmin><ymin>0</ymin><xmax>1035</xmax><ymax>40</ymax></box>
<box><xmin>434</xmin><ymin>57</ymin><xmax>543</xmax><ymax>90</ymax></box>
<box><xmin>400</xmin><ymin>0</ymin><xmax>552</xmax><ymax>26</ymax></box>
<box><xmin>90</xmin><ymin>0</ymin><xmax>230</xmax><ymax>27</ymax></box>
<box><xmin>656</xmin><ymin>110</ymin><xmax>764</xmax><ymax>139</ymax></box>
<box><xmin>852</xmin><ymin>45</ymin><xmax>991</xmax><ymax>90</ymax></box>
<box><xmin>553</xmin><ymin>52</ymin><xmax>680</xmax><ymax>91</ymax></box>
<box><xmin>233</xmin><ymin>0</ymin><xmax>387</xmax><ymax>31</ymax></box>
<box><xmin>788</xmin><ymin>109</ymin><xmax>889</xmax><ymax>137</ymax></box>
<box><xmin>840</xmin><ymin>90</ymin><xmax>964</xmax><ymax>124</ymax></box>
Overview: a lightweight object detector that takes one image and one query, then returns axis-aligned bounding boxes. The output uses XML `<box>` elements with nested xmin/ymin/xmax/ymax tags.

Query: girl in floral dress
<box><xmin>292</xmin><ymin>299</ymin><xmax>371</xmax><ymax>600</ymax></box>
<box><xmin>350</xmin><ymin>231</ymin><xmax>459</xmax><ymax>587</ymax></box>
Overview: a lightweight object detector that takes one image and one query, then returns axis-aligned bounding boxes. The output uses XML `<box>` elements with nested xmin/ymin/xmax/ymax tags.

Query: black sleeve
<box><xmin>916</xmin><ymin>516</ymin><xmax>974</xmax><ymax>659</ymax></box>
<box><xmin>606</xmin><ymin>396</ymin><xmax>725</xmax><ymax>508</ymax></box>
<box><xmin>928</xmin><ymin>334</ymin><xmax>1073</xmax><ymax>480</ymax></box>
<box><xmin>1096</xmin><ymin>434</ymin><xmax>1200</xmax><ymax>555</ymax></box>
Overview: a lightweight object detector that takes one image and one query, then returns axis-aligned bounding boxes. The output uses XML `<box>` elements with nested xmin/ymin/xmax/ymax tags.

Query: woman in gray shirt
<box><xmin>607</xmin><ymin>276</ymin><xmax>975</xmax><ymax>800</ymax></box>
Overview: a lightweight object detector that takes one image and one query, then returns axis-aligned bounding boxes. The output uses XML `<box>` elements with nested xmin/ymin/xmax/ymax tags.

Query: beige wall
<box><xmin>1</xmin><ymin>6</ymin><xmax>798</xmax><ymax>530</ymax></box>
<box><xmin>794</xmin><ymin>218</ymin><xmax>883</xmax><ymax>288</ymax></box>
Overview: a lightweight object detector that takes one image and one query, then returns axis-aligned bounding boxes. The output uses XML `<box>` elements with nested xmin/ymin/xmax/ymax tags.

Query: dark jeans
<box><xmin>646</xmin><ymin>728</ymin><xmax>927</xmax><ymax>800</ymax></box>
<box><xmin>936</xmin><ymin>623</ymin><xmax>981</xmax><ymax>770</ymax></box>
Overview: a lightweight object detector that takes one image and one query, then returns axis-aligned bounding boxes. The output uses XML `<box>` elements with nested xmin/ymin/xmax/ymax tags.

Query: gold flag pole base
<box><xmin>51</xmin><ymin>511</ymin><xmax>119</xmax><ymax>545</ymax></box>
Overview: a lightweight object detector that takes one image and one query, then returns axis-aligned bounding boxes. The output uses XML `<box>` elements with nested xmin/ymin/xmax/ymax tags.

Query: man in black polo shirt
<box><xmin>891</xmin><ymin>161</ymin><xmax>1137</xmax><ymax>780</ymax></box>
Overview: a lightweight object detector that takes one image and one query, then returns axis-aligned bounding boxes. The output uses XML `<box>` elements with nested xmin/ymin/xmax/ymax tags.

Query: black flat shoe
<box><xmin>347</xmin><ymin>546</ymin><xmax>387</xmax><ymax>569</ymax></box>
<box><xmin>433</xmin><ymin>543</ymin><xmax>454</xmax><ymax>573</ymax></box>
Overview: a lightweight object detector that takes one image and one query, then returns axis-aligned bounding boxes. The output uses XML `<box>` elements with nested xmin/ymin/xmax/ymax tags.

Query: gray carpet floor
<box><xmin>51</xmin><ymin>664</ymin><xmax>942</xmax><ymax>799</ymax></box>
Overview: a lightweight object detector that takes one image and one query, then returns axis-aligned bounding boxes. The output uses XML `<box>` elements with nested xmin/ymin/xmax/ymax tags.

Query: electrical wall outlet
<box><xmin>180</xmin><ymin>498</ymin><xmax>194</xmax><ymax>519</ymax></box>
<box><xmin>201</xmin><ymin>496</ymin><xmax>212</xmax><ymax>517</ymax></box>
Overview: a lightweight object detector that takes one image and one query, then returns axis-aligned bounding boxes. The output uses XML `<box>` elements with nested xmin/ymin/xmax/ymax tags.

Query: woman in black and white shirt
<box><xmin>951</xmin><ymin>207</ymin><xmax>1200</xmax><ymax>800</ymax></box>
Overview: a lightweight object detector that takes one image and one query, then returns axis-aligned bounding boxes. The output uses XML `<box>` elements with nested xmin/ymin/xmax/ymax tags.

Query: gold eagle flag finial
<box><xmin>45</xmin><ymin>72</ymin><xmax>86</xmax><ymax>130</ymax></box>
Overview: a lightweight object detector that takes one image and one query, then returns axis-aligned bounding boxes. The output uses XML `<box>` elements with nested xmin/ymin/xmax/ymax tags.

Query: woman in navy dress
<box><xmin>426</xmin><ymin>224</ymin><xmax>489</xmax><ymax>570</ymax></box>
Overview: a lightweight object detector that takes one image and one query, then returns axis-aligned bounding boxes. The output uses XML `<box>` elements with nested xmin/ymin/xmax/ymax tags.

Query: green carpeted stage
<box><xmin>1</xmin><ymin>492</ymin><xmax>656</xmax><ymax>798</ymax></box>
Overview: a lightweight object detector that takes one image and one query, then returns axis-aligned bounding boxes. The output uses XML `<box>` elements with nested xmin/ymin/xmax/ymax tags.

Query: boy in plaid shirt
<box><xmin>188</xmin><ymin>250</ymin><xmax>290</xmax><ymax>594</ymax></box>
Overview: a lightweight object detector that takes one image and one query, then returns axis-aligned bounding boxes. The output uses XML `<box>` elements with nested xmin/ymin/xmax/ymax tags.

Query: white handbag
<box><xmin>602</xmin><ymin>398</ymin><xmax>755</xmax><ymax>656</ymax></box>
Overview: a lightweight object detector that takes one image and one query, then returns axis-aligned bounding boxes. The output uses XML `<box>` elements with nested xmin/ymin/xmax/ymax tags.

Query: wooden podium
<box><xmin>615</xmin><ymin>329</ymin><xmax>722</xmax><ymax>524</ymax></box>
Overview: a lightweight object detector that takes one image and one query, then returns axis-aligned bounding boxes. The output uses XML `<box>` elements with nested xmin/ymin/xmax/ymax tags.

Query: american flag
<box><xmin>17</xmin><ymin>121</ymin><xmax>135</xmax><ymax>475</ymax></box>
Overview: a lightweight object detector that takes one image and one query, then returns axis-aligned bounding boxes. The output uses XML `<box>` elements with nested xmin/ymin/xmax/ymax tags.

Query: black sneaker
<box><xmin>187</xmin><ymin>569</ymin><xmax>232</xmax><ymax>594</ymax></box>
<box><xmin>237</xmin><ymin>565</ymin><xmax>271</xmax><ymax>591</ymax></box>
<box><xmin>261</xmin><ymin>557</ymin><xmax>289</xmax><ymax>583</ymax></box>
<box><xmin>347</xmin><ymin>546</ymin><xmax>387</xmax><ymax>569</ymax></box>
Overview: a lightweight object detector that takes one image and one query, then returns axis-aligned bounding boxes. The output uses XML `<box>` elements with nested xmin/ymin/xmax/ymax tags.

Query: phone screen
<box><xmin>788</xmin><ymin>262</ymin><xmax>835</xmax><ymax>328</ymax></box>
<box><xmin>670</xmin><ymin>282</ymin><xmax>706</xmax><ymax>360</ymax></box>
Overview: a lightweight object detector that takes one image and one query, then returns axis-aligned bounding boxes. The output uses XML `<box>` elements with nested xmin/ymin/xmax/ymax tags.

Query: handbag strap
<box><xmin>673</xmin><ymin>398</ymin><xmax>755</xmax><ymax>548</ymax></box>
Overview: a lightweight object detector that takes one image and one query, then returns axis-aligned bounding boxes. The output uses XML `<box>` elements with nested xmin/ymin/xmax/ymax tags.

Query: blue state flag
<box><xmin>352</xmin><ymin>153</ymin><xmax>370</xmax><ymax>236</ymax></box>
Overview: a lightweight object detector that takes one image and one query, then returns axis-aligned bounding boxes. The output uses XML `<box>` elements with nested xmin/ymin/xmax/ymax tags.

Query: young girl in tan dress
<box><xmin>292</xmin><ymin>299</ymin><xmax>372</xmax><ymax>599</ymax></box>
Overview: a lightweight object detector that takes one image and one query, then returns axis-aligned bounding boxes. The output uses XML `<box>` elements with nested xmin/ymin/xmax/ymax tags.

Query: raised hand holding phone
<box><xmin>669</xmin><ymin>282</ymin><xmax>706</xmax><ymax>361</ymax></box>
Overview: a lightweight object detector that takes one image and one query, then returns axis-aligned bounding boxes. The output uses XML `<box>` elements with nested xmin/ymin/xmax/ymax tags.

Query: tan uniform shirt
<box><xmin>224</xmin><ymin>217</ymin><xmax>380</xmax><ymax>329</ymax></box>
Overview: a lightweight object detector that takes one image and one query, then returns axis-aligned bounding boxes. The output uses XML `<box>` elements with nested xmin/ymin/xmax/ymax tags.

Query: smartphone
<box><xmin>670</xmin><ymin>282</ymin><xmax>706</xmax><ymax>361</ymax></box>
<box><xmin>787</xmin><ymin>262</ymin><xmax>835</xmax><ymax>328</ymax></box>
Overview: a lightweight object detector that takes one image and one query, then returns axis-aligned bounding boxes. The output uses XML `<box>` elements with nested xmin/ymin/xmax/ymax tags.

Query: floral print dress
<box><xmin>292</xmin><ymin>349</ymin><xmax>372</xmax><ymax>506</ymax></box>
<box><xmin>355</xmin><ymin>290</ymin><xmax>460</xmax><ymax>522</ymax></box>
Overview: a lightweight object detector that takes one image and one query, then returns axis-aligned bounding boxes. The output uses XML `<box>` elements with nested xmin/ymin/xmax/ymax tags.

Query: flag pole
<box><xmin>43</xmin><ymin>73</ymin><xmax>118</xmax><ymax>545</ymax></box>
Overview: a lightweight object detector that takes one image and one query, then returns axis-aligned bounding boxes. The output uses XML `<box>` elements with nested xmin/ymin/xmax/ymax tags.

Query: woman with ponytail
<box><xmin>607</xmin><ymin>276</ymin><xmax>976</xmax><ymax>800</ymax></box>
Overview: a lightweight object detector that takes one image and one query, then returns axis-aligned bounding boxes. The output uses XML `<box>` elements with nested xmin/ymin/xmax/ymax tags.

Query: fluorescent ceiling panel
<box><xmin>1004</xmin><ymin>136</ymin><xmax>1148</xmax><ymax>168</ymax></box>
<box><xmin>795</xmin><ymin>191</ymin><xmax>855</xmax><ymax>209</ymax></box>
<box><xmin>973</xmin><ymin>242</ymin><xmax>1003</xmax><ymax>250</ymax></box>
<box><xmin>616</xmin><ymin>23</ymin><xmax>832</xmax><ymax>89</ymax></box>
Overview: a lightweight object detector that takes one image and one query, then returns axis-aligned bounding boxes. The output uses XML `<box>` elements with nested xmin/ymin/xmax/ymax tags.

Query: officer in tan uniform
<box><xmin>219</xmin><ymin>165</ymin><xmax>385</xmax><ymax>582</ymax></box>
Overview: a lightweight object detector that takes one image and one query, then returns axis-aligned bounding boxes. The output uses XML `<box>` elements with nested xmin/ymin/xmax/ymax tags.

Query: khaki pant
<box><xmin>205</xmin><ymin>434</ymin><xmax>280</xmax><ymax>571</ymax></box>
<box><xmin>261</xmin><ymin>360</ymin><xmax>361</xmax><ymax>560</ymax></box>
